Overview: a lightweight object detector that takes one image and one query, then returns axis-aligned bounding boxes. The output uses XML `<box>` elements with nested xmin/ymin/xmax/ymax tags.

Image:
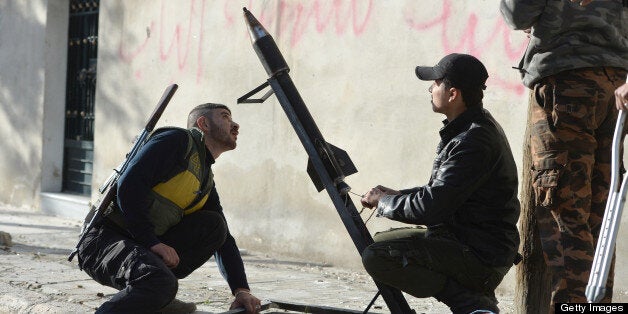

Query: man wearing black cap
<box><xmin>360</xmin><ymin>53</ymin><xmax>520</xmax><ymax>313</ymax></box>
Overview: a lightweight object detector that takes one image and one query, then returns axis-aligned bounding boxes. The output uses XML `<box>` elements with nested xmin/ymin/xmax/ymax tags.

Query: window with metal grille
<box><xmin>63</xmin><ymin>0</ymin><xmax>98</xmax><ymax>195</ymax></box>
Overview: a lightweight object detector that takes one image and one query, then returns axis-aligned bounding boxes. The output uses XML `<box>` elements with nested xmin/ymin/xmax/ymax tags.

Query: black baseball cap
<box><xmin>415</xmin><ymin>53</ymin><xmax>488</xmax><ymax>90</ymax></box>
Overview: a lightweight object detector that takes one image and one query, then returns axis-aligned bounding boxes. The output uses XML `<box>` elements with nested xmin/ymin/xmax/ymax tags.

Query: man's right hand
<box><xmin>361</xmin><ymin>185</ymin><xmax>400</xmax><ymax>209</ymax></box>
<box><xmin>150</xmin><ymin>243</ymin><xmax>180</xmax><ymax>268</ymax></box>
<box><xmin>615</xmin><ymin>83</ymin><xmax>628</xmax><ymax>111</ymax></box>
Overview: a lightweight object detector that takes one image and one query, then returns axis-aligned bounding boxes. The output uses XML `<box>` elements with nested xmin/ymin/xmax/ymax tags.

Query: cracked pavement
<box><xmin>1</xmin><ymin>205</ymin><xmax>625</xmax><ymax>313</ymax></box>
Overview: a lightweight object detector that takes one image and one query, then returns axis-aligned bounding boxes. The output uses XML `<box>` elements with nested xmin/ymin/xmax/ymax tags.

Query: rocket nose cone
<box><xmin>243</xmin><ymin>7</ymin><xmax>269</xmax><ymax>43</ymax></box>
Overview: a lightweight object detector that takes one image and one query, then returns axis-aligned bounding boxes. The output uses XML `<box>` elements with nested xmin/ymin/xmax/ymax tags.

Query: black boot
<box><xmin>433</xmin><ymin>279</ymin><xmax>499</xmax><ymax>314</ymax></box>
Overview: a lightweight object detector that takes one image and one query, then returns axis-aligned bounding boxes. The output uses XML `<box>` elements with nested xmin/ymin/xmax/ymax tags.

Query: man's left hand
<box><xmin>150</xmin><ymin>243</ymin><xmax>179</xmax><ymax>268</ymax></box>
<box><xmin>229</xmin><ymin>289</ymin><xmax>262</xmax><ymax>313</ymax></box>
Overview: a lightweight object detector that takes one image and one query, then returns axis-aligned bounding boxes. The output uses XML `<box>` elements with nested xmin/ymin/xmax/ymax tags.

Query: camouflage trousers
<box><xmin>530</xmin><ymin>67</ymin><xmax>627</xmax><ymax>305</ymax></box>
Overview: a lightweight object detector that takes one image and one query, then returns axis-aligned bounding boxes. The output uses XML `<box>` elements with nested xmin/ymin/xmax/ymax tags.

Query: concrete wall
<box><xmin>1</xmin><ymin>0</ymin><xmax>627</xmax><ymax>286</ymax></box>
<box><xmin>95</xmin><ymin>0</ymin><xmax>531</xmax><ymax>267</ymax></box>
<box><xmin>41</xmin><ymin>0</ymin><xmax>69</xmax><ymax>193</ymax></box>
<box><xmin>0</xmin><ymin>1</ymin><xmax>48</xmax><ymax>207</ymax></box>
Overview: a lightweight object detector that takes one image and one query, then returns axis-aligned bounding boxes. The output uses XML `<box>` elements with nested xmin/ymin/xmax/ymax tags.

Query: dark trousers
<box><xmin>362</xmin><ymin>227</ymin><xmax>510</xmax><ymax>314</ymax></box>
<box><xmin>77</xmin><ymin>210</ymin><xmax>228</xmax><ymax>313</ymax></box>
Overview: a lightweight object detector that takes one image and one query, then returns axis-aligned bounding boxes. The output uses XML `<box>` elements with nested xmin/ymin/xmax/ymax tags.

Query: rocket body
<box><xmin>243</xmin><ymin>7</ymin><xmax>353</xmax><ymax>191</ymax></box>
<box><xmin>240</xmin><ymin>8</ymin><xmax>412</xmax><ymax>313</ymax></box>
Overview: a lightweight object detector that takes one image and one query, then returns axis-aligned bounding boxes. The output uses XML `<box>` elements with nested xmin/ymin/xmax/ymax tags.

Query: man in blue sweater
<box><xmin>77</xmin><ymin>103</ymin><xmax>261</xmax><ymax>313</ymax></box>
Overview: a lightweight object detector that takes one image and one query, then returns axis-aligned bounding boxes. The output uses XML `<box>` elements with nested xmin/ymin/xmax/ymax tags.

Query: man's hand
<box><xmin>615</xmin><ymin>83</ymin><xmax>628</xmax><ymax>111</ymax></box>
<box><xmin>569</xmin><ymin>0</ymin><xmax>593</xmax><ymax>6</ymax></box>
<box><xmin>229</xmin><ymin>289</ymin><xmax>262</xmax><ymax>313</ymax></box>
<box><xmin>361</xmin><ymin>185</ymin><xmax>399</xmax><ymax>209</ymax></box>
<box><xmin>150</xmin><ymin>243</ymin><xmax>179</xmax><ymax>268</ymax></box>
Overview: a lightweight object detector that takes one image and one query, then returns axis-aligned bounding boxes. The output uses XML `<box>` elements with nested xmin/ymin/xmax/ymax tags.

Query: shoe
<box><xmin>434</xmin><ymin>280</ymin><xmax>499</xmax><ymax>314</ymax></box>
<box><xmin>159</xmin><ymin>298</ymin><xmax>197</xmax><ymax>313</ymax></box>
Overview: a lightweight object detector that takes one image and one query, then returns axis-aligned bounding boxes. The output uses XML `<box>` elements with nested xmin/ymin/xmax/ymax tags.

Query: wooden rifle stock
<box><xmin>68</xmin><ymin>84</ymin><xmax>178</xmax><ymax>262</ymax></box>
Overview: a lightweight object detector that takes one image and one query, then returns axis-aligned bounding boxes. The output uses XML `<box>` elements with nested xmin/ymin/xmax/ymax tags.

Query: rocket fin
<box><xmin>327</xmin><ymin>142</ymin><xmax>358</xmax><ymax>177</ymax></box>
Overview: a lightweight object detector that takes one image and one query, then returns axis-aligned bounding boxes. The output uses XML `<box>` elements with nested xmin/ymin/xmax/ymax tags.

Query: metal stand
<box><xmin>222</xmin><ymin>300</ymin><xmax>378</xmax><ymax>314</ymax></box>
<box><xmin>239</xmin><ymin>8</ymin><xmax>413</xmax><ymax>312</ymax></box>
<box><xmin>238</xmin><ymin>77</ymin><xmax>414</xmax><ymax>313</ymax></box>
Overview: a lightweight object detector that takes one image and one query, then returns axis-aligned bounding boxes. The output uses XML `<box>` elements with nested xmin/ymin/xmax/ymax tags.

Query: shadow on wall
<box><xmin>217</xmin><ymin>158</ymin><xmax>370</xmax><ymax>269</ymax></box>
<box><xmin>97</xmin><ymin>2</ymin><xmax>150</xmax><ymax>136</ymax></box>
<box><xmin>91</xmin><ymin>0</ymin><xmax>161</xmax><ymax>192</ymax></box>
<box><xmin>0</xmin><ymin>1</ymin><xmax>48</xmax><ymax>207</ymax></box>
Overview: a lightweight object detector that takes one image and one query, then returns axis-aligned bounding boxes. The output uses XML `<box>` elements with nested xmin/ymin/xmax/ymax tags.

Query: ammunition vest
<box><xmin>107</xmin><ymin>127</ymin><xmax>214</xmax><ymax>236</ymax></box>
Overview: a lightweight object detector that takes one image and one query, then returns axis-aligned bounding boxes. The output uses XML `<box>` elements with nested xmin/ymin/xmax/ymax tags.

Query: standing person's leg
<box><xmin>78</xmin><ymin>226</ymin><xmax>178</xmax><ymax>313</ymax></box>
<box><xmin>159</xmin><ymin>210</ymin><xmax>228</xmax><ymax>278</ymax></box>
<box><xmin>362</xmin><ymin>227</ymin><xmax>504</xmax><ymax>314</ymax></box>
<box><xmin>588</xmin><ymin>67</ymin><xmax>628</xmax><ymax>303</ymax></box>
<box><xmin>530</xmin><ymin>68</ymin><xmax>603</xmax><ymax>305</ymax></box>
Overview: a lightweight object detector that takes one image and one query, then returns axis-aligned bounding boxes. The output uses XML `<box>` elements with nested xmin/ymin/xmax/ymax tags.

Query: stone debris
<box><xmin>0</xmin><ymin>231</ymin><xmax>12</xmax><ymax>247</ymax></box>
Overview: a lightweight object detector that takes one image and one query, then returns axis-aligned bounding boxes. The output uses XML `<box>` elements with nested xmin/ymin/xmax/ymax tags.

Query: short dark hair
<box><xmin>187</xmin><ymin>103</ymin><xmax>230</xmax><ymax>128</ymax></box>
<box><xmin>442</xmin><ymin>77</ymin><xmax>484</xmax><ymax>108</ymax></box>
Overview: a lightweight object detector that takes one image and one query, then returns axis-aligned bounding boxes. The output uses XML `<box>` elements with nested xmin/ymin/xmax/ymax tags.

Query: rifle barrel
<box><xmin>68</xmin><ymin>84</ymin><xmax>178</xmax><ymax>263</ymax></box>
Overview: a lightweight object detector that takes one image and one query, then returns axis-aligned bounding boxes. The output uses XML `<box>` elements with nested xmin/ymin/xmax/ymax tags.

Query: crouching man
<box><xmin>77</xmin><ymin>103</ymin><xmax>261</xmax><ymax>313</ymax></box>
<box><xmin>361</xmin><ymin>54</ymin><xmax>521</xmax><ymax>314</ymax></box>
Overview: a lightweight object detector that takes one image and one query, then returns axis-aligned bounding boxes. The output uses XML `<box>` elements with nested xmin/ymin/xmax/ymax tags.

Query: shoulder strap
<box><xmin>182</xmin><ymin>128</ymin><xmax>213</xmax><ymax>211</ymax></box>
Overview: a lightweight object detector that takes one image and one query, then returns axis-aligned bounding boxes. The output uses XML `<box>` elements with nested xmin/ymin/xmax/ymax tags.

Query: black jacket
<box><xmin>377</xmin><ymin>106</ymin><xmax>520</xmax><ymax>266</ymax></box>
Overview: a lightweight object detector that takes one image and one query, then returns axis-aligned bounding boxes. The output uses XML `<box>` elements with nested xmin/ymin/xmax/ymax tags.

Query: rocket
<box><xmin>239</xmin><ymin>7</ymin><xmax>356</xmax><ymax>195</ymax></box>
<box><xmin>238</xmin><ymin>8</ymin><xmax>414</xmax><ymax>314</ymax></box>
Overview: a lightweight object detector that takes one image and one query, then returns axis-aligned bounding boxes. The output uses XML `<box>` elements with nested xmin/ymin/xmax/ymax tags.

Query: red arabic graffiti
<box><xmin>117</xmin><ymin>0</ymin><xmax>526</xmax><ymax>95</ymax></box>
<box><xmin>118</xmin><ymin>0</ymin><xmax>373</xmax><ymax>83</ymax></box>
<box><xmin>223</xmin><ymin>0</ymin><xmax>373</xmax><ymax>47</ymax></box>
<box><xmin>404</xmin><ymin>0</ymin><xmax>528</xmax><ymax>95</ymax></box>
<box><xmin>118</xmin><ymin>0</ymin><xmax>207</xmax><ymax>82</ymax></box>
